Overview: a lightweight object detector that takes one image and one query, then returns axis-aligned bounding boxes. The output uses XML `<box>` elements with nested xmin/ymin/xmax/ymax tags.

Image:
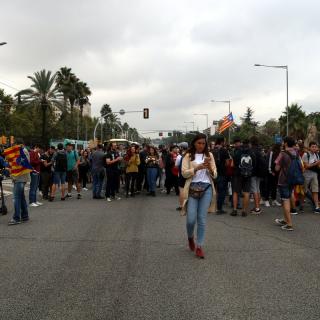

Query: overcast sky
<box><xmin>1</xmin><ymin>0</ymin><xmax>320</xmax><ymax>137</ymax></box>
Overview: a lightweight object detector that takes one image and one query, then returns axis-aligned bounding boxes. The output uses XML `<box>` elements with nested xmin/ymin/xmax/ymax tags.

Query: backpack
<box><xmin>54</xmin><ymin>151</ymin><xmax>67</xmax><ymax>172</ymax></box>
<box><xmin>284</xmin><ymin>151</ymin><xmax>304</xmax><ymax>186</ymax></box>
<box><xmin>239</xmin><ymin>153</ymin><xmax>253</xmax><ymax>178</ymax></box>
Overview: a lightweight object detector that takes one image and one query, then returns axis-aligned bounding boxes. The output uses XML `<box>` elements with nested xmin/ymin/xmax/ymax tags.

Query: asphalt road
<box><xmin>0</xmin><ymin>187</ymin><xmax>320</xmax><ymax>320</ymax></box>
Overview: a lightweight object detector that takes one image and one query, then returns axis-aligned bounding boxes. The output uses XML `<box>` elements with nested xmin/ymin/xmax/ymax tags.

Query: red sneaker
<box><xmin>195</xmin><ymin>247</ymin><xmax>205</xmax><ymax>259</ymax></box>
<box><xmin>188</xmin><ymin>237</ymin><xmax>195</xmax><ymax>251</ymax></box>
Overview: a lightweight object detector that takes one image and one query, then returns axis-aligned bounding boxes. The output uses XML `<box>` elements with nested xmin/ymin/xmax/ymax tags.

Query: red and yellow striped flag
<box><xmin>218</xmin><ymin>113</ymin><xmax>234</xmax><ymax>134</ymax></box>
<box><xmin>3</xmin><ymin>145</ymin><xmax>32</xmax><ymax>177</ymax></box>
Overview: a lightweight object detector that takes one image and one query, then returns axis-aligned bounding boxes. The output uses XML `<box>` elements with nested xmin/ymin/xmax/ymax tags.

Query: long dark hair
<box><xmin>124</xmin><ymin>146</ymin><xmax>136</xmax><ymax>161</ymax></box>
<box><xmin>148</xmin><ymin>146</ymin><xmax>158</xmax><ymax>158</ymax></box>
<box><xmin>187</xmin><ymin>133</ymin><xmax>210</xmax><ymax>161</ymax></box>
<box><xmin>272</xmin><ymin>143</ymin><xmax>281</xmax><ymax>158</ymax></box>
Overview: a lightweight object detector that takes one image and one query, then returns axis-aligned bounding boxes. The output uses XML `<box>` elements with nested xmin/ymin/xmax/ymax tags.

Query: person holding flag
<box><xmin>3</xmin><ymin>139</ymin><xmax>33</xmax><ymax>225</ymax></box>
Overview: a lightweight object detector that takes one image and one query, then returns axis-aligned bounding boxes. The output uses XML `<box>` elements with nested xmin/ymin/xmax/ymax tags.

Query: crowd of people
<box><xmin>1</xmin><ymin>134</ymin><xmax>320</xmax><ymax>258</ymax></box>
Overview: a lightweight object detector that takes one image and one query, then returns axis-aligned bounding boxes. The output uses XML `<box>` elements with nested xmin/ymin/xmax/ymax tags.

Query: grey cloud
<box><xmin>1</xmin><ymin>0</ymin><xmax>320</xmax><ymax>136</ymax></box>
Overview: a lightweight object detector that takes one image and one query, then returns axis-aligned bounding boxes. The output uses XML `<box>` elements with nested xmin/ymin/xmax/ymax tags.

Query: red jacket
<box><xmin>171</xmin><ymin>153</ymin><xmax>179</xmax><ymax>176</ymax></box>
<box><xmin>29</xmin><ymin>150</ymin><xmax>41</xmax><ymax>173</ymax></box>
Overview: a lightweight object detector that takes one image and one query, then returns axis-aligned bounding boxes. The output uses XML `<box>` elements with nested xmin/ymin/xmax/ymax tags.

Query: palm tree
<box><xmin>76</xmin><ymin>81</ymin><xmax>91</xmax><ymax>139</ymax></box>
<box><xmin>0</xmin><ymin>88</ymin><xmax>14</xmax><ymax>136</ymax></box>
<box><xmin>16</xmin><ymin>69</ymin><xmax>63</xmax><ymax>145</ymax></box>
<box><xmin>56</xmin><ymin>67</ymin><xmax>74</xmax><ymax>108</ymax></box>
<box><xmin>56</xmin><ymin>67</ymin><xmax>76</xmax><ymax>137</ymax></box>
<box><xmin>122</xmin><ymin>122</ymin><xmax>129</xmax><ymax>139</ymax></box>
<box><xmin>279</xmin><ymin>103</ymin><xmax>307</xmax><ymax>139</ymax></box>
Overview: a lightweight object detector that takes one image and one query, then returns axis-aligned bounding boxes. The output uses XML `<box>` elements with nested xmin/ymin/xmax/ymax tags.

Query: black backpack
<box><xmin>239</xmin><ymin>152</ymin><xmax>253</xmax><ymax>178</ymax></box>
<box><xmin>54</xmin><ymin>151</ymin><xmax>67</xmax><ymax>172</ymax></box>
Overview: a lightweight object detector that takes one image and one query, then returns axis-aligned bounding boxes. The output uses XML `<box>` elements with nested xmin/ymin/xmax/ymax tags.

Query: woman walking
<box><xmin>146</xmin><ymin>146</ymin><xmax>160</xmax><ymax>196</ymax></box>
<box><xmin>182</xmin><ymin>134</ymin><xmax>217</xmax><ymax>259</ymax></box>
<box><xmin>125</xmin><ymin>145</ymin><xmax>140</xmax><ymax>197</ymax></box>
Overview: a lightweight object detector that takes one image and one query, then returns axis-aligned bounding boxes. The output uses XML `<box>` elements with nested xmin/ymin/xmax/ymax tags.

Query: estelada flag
<box><xmin>3</xmin><ymin>145</ymin><xmax>33</xmax><ymax>177</ymax></box>
<box><xmin>218</xmin><ymin>113</ymin><xmax>234</xmax><ymax>134</ymax></box>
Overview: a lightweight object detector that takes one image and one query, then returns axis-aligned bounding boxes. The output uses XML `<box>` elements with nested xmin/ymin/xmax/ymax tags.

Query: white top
<box><xmin>302</xmin><ymin>151</ymin><xmax>319</xmax><ymax>173</ymax></box>
<box><xmin>192</xmin><ymin>153</ymin><xmax>211</xmax><ymax>183</ymax></box>
<box><xmin>175</xmin><ymin>154</ymin><xmax>182</xmax><ymax>167</ymax></box>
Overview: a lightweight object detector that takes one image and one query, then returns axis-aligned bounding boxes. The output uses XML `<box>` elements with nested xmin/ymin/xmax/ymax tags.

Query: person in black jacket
<box><xmin>212</xmin><ymin>137</ymin><xmax>230</xmax><ymax>214</ymax></box>
<box><xmin>231</xmin><ymin>139</ymin><xmax>256</xmax><ymax>217</ymax></box>
<box><xmin>249</xmin><ymin>136</ymin><xmax>266</xmax><ymax>215</ymax></box>
<box><xmin>136</xmin><ymin>144</ymin><xmax>148</xmax><ymax>193</ymax></box>
<box><xmin>265</xmin><ymin>144</ymin><xmax>282</xmax><ymax>207</ymax></box>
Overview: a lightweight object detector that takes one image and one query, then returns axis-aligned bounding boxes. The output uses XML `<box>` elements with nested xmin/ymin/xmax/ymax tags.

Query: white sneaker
<box><xmin>36</xmin><ymin>202</ymin><xmax>43</xmax><ymax>206</ymax></box>
<box><xmin>106</xmin><ymin>197</ymin><xmax>112</xmax><ymax>202</ymax></box>
<box><xmin>272</xmin><ymin>200</ymin><xmax>281</xmax><ymax>207</ymax></box>
<box><xmin>29</xmin><ymin>203</ymin><xmax>39</xmax><ymax>207</ymax></box>
<box><xmin>73</xmin><ymin>185</ymin><xmax>77</xmax><ymax>190</ymax></box>
<box><xmin>264</xmin><ymin>200</ymin><xmax>270</xmax><ymax>207</ymax></box>
<box><xmin>83</xmin><ymin>188</ymin><xmax>88</xmax><ymax>191</ymax></box>
<box><xmin>116</xmin><ymin>196</ymin><xmax>121</xmax><ymax>200</ymax></box>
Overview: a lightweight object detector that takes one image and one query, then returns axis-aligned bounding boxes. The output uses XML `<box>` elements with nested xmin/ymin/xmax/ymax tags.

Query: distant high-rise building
<box><xmin>82</xmin><ymin>101</ymin><xmax>91</xmax><ymax>117</ymax></box>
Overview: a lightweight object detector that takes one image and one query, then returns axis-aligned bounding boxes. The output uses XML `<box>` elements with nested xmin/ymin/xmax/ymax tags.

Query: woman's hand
<box><xmin>196</xmin><ymin>163</ymin><xmax>209</xmax><ymax>171</ymax></box>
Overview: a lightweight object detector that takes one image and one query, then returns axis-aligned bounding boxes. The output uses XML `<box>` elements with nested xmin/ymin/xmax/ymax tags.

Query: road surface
<box><xmin>0</xmin><ymin>188</ymin><xmax>320</xmax><ymax>319</ymax></box>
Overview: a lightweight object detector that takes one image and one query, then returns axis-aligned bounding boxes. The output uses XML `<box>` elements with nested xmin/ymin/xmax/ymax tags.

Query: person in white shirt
<box><xmin>181</xmin><ymin>134</ymin><xmax>217</xmax><ymax>259</ymax></box>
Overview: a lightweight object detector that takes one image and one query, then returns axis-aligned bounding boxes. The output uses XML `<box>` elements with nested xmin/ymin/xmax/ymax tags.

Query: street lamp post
<box><xmin>193</xmin><ymin>113</ymin><xmax>209</xmax><ymax>131</ymax></box>
<box><xmin>254</xmin><ymin>64</ymin><xmax>289</xmax><ymax>136</ymax></box>
<box><xmin>211</xmin><ymin>100</ymin><xmax>231</xmax><ymax>143</ymax></box>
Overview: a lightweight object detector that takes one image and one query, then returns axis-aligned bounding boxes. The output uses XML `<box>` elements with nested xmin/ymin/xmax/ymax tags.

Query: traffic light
<box><xmin>159</xmin><ymin>132</ymin><xmax>163</xmax><ymax>137</ymax></box>
<box><xmin>143</xmin><ymin>108</ymin><xmax>149</xmax><ymax>119</ymax></box>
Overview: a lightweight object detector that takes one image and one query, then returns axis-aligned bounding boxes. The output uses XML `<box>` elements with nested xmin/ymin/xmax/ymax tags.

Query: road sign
<box><xmin>274</xmin><ymin>134</ymin><xmax>282</xmax><ymax>144</ymax></box>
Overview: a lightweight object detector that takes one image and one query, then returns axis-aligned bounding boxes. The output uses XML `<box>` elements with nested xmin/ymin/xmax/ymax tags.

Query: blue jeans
<box><xmin>147</xmin><ymin>167</ymin><xmax>158</xmax><ymax>192</ymax></box>
<box><xmin>216</xmin><ymin>176</ymin><xmax>228</xmax><ymax>210</ymax></box>
<box><xmin>13</xmin><ymin>181</ymin><xmax>29</xmax><ymax>221</ymax></box>
<box><xmin>187</xmin><ymin>183</ymin><xmax>212</xmax><ymax>246</ymax></box>
<box><xmin>29</xmin><ymin>172</ymin><xmax>40</xmax><ymax>204</ymax></box>
<box><xmin>92</xmin><ymin>169</ymin><xmax>105</xmax><ymax>197</ymax></box>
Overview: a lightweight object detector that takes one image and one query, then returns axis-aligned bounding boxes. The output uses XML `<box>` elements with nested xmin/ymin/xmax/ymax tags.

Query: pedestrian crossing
<box><xmin>0</xmin><ymin>179</ymin><xmax>30</xmax><ymax>197</ymax></box>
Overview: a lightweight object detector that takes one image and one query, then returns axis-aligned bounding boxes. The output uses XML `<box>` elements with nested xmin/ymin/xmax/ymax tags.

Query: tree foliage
<box><xmin>279</xmin><ymin>103</ymin><xmax>307</xmax><ymax>139</ymax></box>
<box><xmin>16</xmin><ymin>70</ymin><xmax>63</xmax><ymax>145</ymax></box>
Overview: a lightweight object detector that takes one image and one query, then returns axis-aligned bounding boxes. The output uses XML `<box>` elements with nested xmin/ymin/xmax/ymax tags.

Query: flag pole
<box><xmin>228</xmin><ymin>101</ymin><xmax>231</xmax><ymax>144</ymax></box>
